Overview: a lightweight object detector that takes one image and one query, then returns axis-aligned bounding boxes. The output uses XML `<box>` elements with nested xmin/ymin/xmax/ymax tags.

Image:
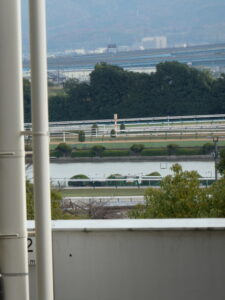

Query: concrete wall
<box><xmin>28</xmin><ymin>219</ymin><xmax>225</xmax><ymax>300</ymax></box>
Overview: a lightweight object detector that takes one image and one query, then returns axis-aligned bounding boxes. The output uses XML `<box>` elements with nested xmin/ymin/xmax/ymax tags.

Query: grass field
<box><xmin>61</xmin><ymin>188</ymin><xmax>146</xmax><ymax>197</ymax></box>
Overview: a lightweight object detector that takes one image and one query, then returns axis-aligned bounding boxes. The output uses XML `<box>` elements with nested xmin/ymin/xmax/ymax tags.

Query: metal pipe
<box><xmin>0</xmin><ymin>1</ymin><xmax>29</xmax><ymax>299</ymax></box>
<box><xmin>29</xmin><ymin>0</ymin><xmax>54</xmax><ymax>299</ymax></box>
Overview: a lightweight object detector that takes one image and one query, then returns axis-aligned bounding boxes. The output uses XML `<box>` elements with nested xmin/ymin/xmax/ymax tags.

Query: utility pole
<box><xmin>0</xmin><ymin>1</ymin><xmax>29</xmax><ymax>299</ymax></box>
<box><xmin>213</xmin><ymin>136</ymin><xmax>219</xmax><ymax>181</ymax></box>
<box><xmin>29</xmin><ymin>0</ymin><xmax>54</xmax><ymax>299</ymax></box>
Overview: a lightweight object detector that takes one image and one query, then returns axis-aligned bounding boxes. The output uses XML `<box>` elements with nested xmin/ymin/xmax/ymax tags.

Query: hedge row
<box><xmin>102</xmin><ymin>150</ymin><xmax>130</xmax><ymax>157</ymax></box>
<box><xmin>50</xmin><ymin>143</ymin><xmax>222</xmax><ymax>158</ymax></box>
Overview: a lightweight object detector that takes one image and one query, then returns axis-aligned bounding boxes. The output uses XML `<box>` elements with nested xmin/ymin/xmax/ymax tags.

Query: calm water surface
<box><xmin>27</xmin><ymin>161</ymin><xmax>215</xmax><ymax>180</ymax></box>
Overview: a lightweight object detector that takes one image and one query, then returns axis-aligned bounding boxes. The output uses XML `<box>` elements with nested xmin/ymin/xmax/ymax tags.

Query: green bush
<box><xmin>71</xmin><ymin>150</ymin><xmax>92</xmax><ymax>157</ymax></box>
<box><xmin>25</xmin><ymin>144</ymin><xmax>32</xmax><ymax>151</ymax></box>
<box><xmin>145</xmin><ymin>171</ymin><xmax>161</xmax><ymax>176</ymax></box>
<box><xmin>78</xmin><ymin>130</ymin><xmax>85</xmax><ymax>142</ymax></box>
<box><xmin>55</xmin><ymin>143</ymin><xmax>72</xmax><ymax>157</ymax></box>
<box><xmin>167</xmin><ymin>144</ymin><xmax>179</xmax><ymax>155</ymax></box>
<box><xmin>141</xmin><ymin>148</ymin><xmax>167</xmax><ymax>156</ymax></box>
<box><xmin>110</xmin><ymin>129</ymin><xmax>116</xmax><ymax>138</ymax></box>
<box><xmin>50</xmin><ymin>150</ymin><xmax>61</xmax><ymax>158</ymax></box>
<box><xmin>130</xmin><ymin>144</ymin><xmax>144</xmax><ymax>154</ymax></box>
<box><xmin>120</xmin><ymin>123</ymin><xmax>126</xmax><ymax>133</ymax></box>
<box><xmin>176</xmin><ymin>147</ymin><xmax>201</xmax><ymax>155</ymax></box>
<box><xmin>107</xmin><ymin>173</ymin><xmax>125</xmax><ymax>186</ymax></box>
<box><xmin>201</xmin><ymin>143</ymin><xmax>214</xmax><ymax>154</ymax></box>
<box><xmin>91</xmin><ymin>145</ymin><xmax>106</xmax><ymax>156</ymax></box>
<box><xmin>68</xmin><ymin>174</ymin><xmax>89</xmax><ymax>187</ymax></box>
<box><xmin>102</xmin><ymin>149</ymin><xmax>129</xmax><ymax>157</ymax></box>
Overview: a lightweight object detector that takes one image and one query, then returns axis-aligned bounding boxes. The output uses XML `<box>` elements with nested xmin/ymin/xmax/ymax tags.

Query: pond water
<box><xmin>27</xmin><ymin>160</ymin><xmax>215</xmax><ymax>180</ymax></box>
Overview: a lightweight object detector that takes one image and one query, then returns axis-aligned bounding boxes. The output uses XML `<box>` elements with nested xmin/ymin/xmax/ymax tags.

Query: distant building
<box><xmin>107</xmin><ymin>44</ymin><xmax>117</xmax><ymax>54</ymax></box>
<box><xmin>142</xmin><ymin>36</ymin><xmax>167</xmax><ymax>49</ymax></box>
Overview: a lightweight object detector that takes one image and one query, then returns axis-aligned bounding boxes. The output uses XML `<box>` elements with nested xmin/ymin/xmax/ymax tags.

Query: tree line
<box><xmin>24</xmin><ymin>61</ymin><xmax>225</xmax><ymax>123</ymax></box>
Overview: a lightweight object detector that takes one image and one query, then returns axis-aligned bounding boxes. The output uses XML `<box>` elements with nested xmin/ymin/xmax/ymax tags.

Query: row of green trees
<box><xmin>24</xmin><ymin>61</ymin><xmax>225</xmax><ymax>123</ymax></box>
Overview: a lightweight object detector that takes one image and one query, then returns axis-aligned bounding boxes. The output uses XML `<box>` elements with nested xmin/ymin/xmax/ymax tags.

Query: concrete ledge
<box><xmin>27</xmin><ymin>219</ymin><xmax>225</xmax><ymax>232</ymax></box>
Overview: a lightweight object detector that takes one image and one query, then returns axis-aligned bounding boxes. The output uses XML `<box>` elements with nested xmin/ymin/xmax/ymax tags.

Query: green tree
<box><xmin>55</xmin><ymin>143</ymin><xmax>72</xmax><ymax>157</ymax></box>
<box><xmin>211</xmin><ymin>74</ymin><xmax>225</xmax><ymax>113</ymax></box>
<box><xmin>217</xmin><ymin>149</ymin><xmax>225</xmax><ymax>175</ymax></box>
<box><xmin>202</xmin><ymin>177</ymin><xmax>225</xmax><ymax>217</ymax></box>
<box><xmin>23</xmin><ymin>79</ymin><xmax>31</xmax><ymax>123</ymax></box>
<box><xmin>131</xmin><ymin>164</ymin><xmax>205</xmax><ymax>218</ymax></box>
<box><xmin>26</xmin><ymin>180</ymin><xmax>63</xmax><ymax>220</ymax></box>
<box><xmin>26</xmin><ymin>181</ymin><xmax>34</xmax><ymax>220</ymax></box>
<box><xmin>45</xmin><ymin>62</ymin><xmax>225</xmax><ymax>122</ymax></box>
<box><xmin>90</xmin><ymin>63</ymin><xmax>128</xmax><ymax>118</ymax></box>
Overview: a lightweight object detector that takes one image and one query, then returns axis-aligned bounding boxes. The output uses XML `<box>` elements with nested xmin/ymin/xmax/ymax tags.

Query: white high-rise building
<box><xmin>142</xmin><ymin>36</ymin><xmax>167</xmax><ymax>49</ymax></box>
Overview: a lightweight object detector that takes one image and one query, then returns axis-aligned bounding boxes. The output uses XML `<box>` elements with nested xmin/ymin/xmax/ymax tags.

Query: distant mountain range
<box><xmin>22</xmin><ymin>0</ymin><xmax>225</xmax><ymax>53</ymax></box>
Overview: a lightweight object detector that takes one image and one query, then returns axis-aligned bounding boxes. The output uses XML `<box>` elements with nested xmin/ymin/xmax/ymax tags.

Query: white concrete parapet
<box><xmin>28</xmin><ymin>219</ymin><xmax>225</xmax><ymax>300</ymax></box>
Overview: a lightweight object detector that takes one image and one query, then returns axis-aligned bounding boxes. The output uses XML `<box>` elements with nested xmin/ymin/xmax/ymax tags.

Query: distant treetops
<box><xmin>24</xmin><ymin>61</ymin><xmax>225</xmax><ymax>123</ymax></box>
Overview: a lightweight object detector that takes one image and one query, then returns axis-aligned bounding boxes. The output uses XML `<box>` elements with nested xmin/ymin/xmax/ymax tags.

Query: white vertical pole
<box><xmin>114</xmin><ymin>113</ymin><xmax>118</xmax><ymax>136</ymax></box>
<box><xmin>0</xmin><ymin>1</ymin><xmax>29</xmax><ymax>299</ymax></box>
<box><xmin>29</xmin><ymin>0</ymin><xmax>54</xmax><ymax>300</ymax></box>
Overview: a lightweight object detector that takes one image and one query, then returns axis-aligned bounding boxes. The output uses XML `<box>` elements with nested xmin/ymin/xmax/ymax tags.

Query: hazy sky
<box><xmin>22</xmin><ymin>0</ymin><xmax>225</xmax><ymax>52</ymax></box>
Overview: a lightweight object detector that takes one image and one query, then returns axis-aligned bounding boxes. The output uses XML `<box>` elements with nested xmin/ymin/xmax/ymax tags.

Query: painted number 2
<box><xmin>28</xmin><ymin>238</ymin><xmax>34</xmax><ymax>253</ymax></box>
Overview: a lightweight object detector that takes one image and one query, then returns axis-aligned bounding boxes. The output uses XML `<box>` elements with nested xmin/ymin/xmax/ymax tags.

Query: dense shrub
<box><xmin>71</xmin><ymin>150</ymin><xmax>92</xmax><ymax>157</ymax></box>
<box><xmin>176</xmin><ymin>147</ymin><xmax>201</xmax><ymax>155</ymax></box>
<box><xmin>55</xmin><ymin>143</ymin><xmax>72</xmax><ymax>157</ymax></box>
<box><xmin>110</xmin><ymin>129</ymin><xmax>116</xmax><ymax>138</ymax></box>
<box><xmin>50</xmin><ymin>150</ymin><xmax>61</xmax><ymax>158</ymax></box>
<box><xmin>217</xmin><ymin>149</ymin><xmax>225</xmax><ymax>175</ymax></box>
<box><xmin>106</xmin><ymin>173</ymin><xmax>125</xmax><ymax>186</ymax></box>
<box><xmin>25</xmin><ymin>144</ymin><xmax>32</xmax><ymax>151</ymax></box>
<box><xmin>130</xmin><ymin>144</ymin><xmax>144</xmax><ymax>154</ymax></box>
<box><xmin>68</xmin><ymin>174</ymin><xmax>89</xmax><ymax>186</ymax></box>
<box><xmin>78</xmin><ymin>130</ymin><xmax>85</xmax><ymax>142</ymax></box>
<box><xmin>120</xmin><ymin>123</ymin><xmax>126</xmax><ymax>133</ymax></box>
<box><xmin>141</xmin><ymin>148</ymin><xmax>167</xmax><ymax>156</ymax></box>
<box><xmin>201</xmin><ymin>143</ymin><xmax>214</xmax><ymax>154</ymax></box>
<box><xmin>145</xmin><ymin>172</ymin><xmax>161</xmax><ymax>176</ymax></box>
<box><xmin>91</xmin><ymin>145</ymin><xmax>106</xmax><ymax>156</ymax></box>
<box><xmin>167</xmin><ymin>144</ymin><xmax>179</xmax><ymax>155</ymax></box>
<box><xmin>103</xmin><ymin>149</ymin><xmax>129</xmax><ymax>157</ymax></box>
